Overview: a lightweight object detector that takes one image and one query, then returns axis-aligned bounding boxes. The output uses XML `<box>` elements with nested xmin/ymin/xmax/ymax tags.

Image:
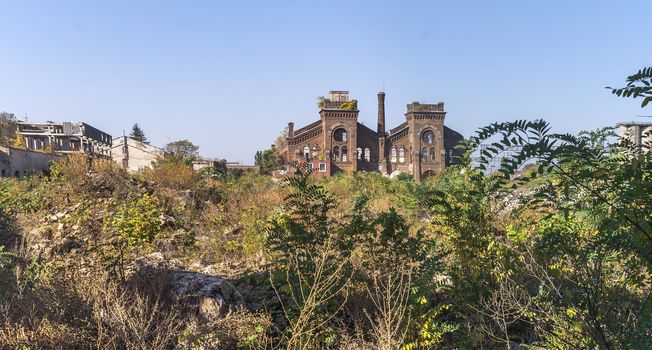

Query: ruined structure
<box><xmin>0</xmin><ymin>146</ymin><xmax>61</xmax><ymax>178</ymax></box>
<box><xmin>111</xmin><ymin>136</ymin><xmax>164</xmax><ymax>172</ymax></box>
<box><xmin>17</xmin><ymin>121</ymin><xmax>112</xmax><ymax>156</ymax></box>
<box><xmin>192</xmin><ymin>159</ymin><xmax>260</xmax><ymax>174</ymax></box>
<box><xmin>618</xmin><ymin>121</ymin><xmax>652</xmax><ymax>149</ymax></box>
<box><xmin>275</xmin><ymin>91</ymin><xmax>464</xmax><ymax>181</ymax></box>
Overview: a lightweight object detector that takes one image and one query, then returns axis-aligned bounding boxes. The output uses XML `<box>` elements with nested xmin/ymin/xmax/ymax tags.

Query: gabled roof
<box><xmin>356</xmin><ymin>122</ymin><xmax>377</xmax><ymax>136</ymax></box>
<box><xmin>444</xmin><ymin>126</ymin><xmax>464</xmax><ymax>149</ymax></box>
<box><xmin>293</xmin><ymin>120</ymin><xmax>321</xmax><ymax>136</ymax></box>
<box><xmin>389</xmin><ymin>122</ymin><xmax>408</xmax><ymax>135</ymax></box>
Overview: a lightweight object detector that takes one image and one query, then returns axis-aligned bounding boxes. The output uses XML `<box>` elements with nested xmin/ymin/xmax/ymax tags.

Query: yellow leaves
<box><xmin>11</xmin><ymin>132</ymin><xmax>26</xmax><ymax>149</ymax></box>
<box><xmin>566</xmin><ymin>307</ymin><xmax>577</xmax><ymax>319</ymax></box>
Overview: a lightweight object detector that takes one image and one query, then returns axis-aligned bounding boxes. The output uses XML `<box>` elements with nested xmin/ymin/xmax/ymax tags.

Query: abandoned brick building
<box><xmin>275</xmin><ymin>91</ymin><xmax>464</xmax><ymax>181</ymax></box>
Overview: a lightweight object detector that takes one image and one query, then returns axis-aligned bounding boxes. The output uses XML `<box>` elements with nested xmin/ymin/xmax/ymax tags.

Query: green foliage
<box><xmin>0</xmin><ymin>111</ymin><xmax>17</xmax><ymax>146</ymax></box>
<box><xmin>402</xmin><ymin>304</ymin><xmax>458</xmax><ymax>350</ymax></box>
<box><xmin>608</xmin><ymin>66</ymin><xmax>652</xmax><ymax>108</ymax></box>
<box><xmin>129</xmin><ymin>123</ymin><xmax>148</xmax><ymax>143</ymax></box>
<box><xmin>458</xmin><ymin>113</ymin><xmax>652</xmax><ymax>347</ymax></box>
<box><xmin>111</xmin><ymin>193</ymin><xmax>163</xmax><ymax>246</ymax></box>
<box><xmin>163</xmin><ymin>139</ymin><xmax>199</xmax><ymax>165</ymax></box>
<box><xmin>316</xmin><ymin>96</ymin><xmax>325</xmax><ymax>109</ymax></box>
<box><xmin>468</xmin><ymin>119</ymin><xmax>652</xmax><ymax>263</ymax></box>
<box><xmin>254</xmin><ymin>148</ymin><xmax>279</xmax><ymax>175</ymax></box>
<box><xmin>340</xmin><ymin>99</ymin><xmax>357</xmax><ymax>110</ymax></box>
<box><xmin>266</xmin><ymin>169</ymin><xmax>353</xmax><ymax>348</ymax></box>
<box><xmin>268</xmin><ymin>170</ymin><xmax>339</xmax><ymax>263</ymax></box>
<box><xmin>0</xmin><ymin>178</ymin><xmax>44</xmax><ymax>215</ymax></box>
<box><xmin>1</xmin><ymin>67</ymin><xmax>651</xmax><ymax>348</ymax></box>
<box><xmin>0</xmin><ymin>245</ymin><xmax>14</xmax><ymax>270</ymax></box>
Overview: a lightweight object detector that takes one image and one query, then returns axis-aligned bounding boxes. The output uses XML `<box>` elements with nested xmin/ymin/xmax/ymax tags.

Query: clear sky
<box><xmin>1</xmin><ymin>1</ymin><xmax>650</xmax><ymax>162</ymax></box>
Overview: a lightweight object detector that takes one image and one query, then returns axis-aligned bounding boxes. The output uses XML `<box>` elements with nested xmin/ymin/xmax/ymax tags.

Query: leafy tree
<box><xmin>457</xmin><ymin>120</ymin><xmax>652</xmax><ymax>345</ymax></box>
<box><xmin>266</xmin><ymin>167</ymin><xmax>353</xmax><ymax>348</ymax></box>
<box><xmin>0</xmin><ymin>112</ymin><xmax>17</xmax><ymax>146</ymax></box>
<box><xmin>254</xmin><ymin>148</ymin><xmax>278</xmax><ymax>175</ymax></box>
<box><xmin>163</xmin><ymin>139</ymin><xmax>199</xmax><ymax>165</ymax></box>
<box><xmin>129</xmin><ymin>123</ymin><xmax>148</xmax><ymax>143</ymax></box>
<box><xmin>275</xmin><ymin>127</ymin><xmax>288</xmax><ymax>149</ymax></box>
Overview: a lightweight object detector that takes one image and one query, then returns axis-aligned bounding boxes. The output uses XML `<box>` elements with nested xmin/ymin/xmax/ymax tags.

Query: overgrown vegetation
<box><xmin>0</xmin><ymin>69</ymin><xmax>650</xmax><ymax>349</ymax></box>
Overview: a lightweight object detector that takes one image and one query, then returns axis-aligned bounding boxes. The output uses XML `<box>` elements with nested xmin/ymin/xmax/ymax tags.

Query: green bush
<box><xmin>111</xmin><ymin>193</ymin><xmax>163</xmax><ymax>246</ymax></box>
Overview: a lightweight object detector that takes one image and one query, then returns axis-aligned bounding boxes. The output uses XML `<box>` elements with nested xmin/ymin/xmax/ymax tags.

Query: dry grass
<box><xmin>0</xmin><ymin>253</ymin><xmax>188</xmax><ymax>349</ymax></box>
<box><xmin>139</xmin><ymin>161</ymin><xmax>197</xmax><ymax>190</ymax></box>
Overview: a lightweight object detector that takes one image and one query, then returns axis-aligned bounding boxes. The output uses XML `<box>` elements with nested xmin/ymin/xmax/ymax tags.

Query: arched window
<box><xmin>399</xmin><ymin>146</ymin><xmax>405</xmax><ymax>163</ymax></box>
<box><xmin>342</xmin><ymin>146</ymin><xmax>348</xmax><ymax>162</ymax></box>
<box><xmin>391</xmin><ymin>147</ymin><xmax>397</xmax><ymax>163</ymax></box>
<box><xmin>421</xmin><ymin>147</ymin><xmax>428</xmax><ymax>161</ymax></box>
<box><xmin>364</xmin><ymin>148</ymin><xmax>371</xmax><ymax>162</ymax></box>
<box><xmin>334</xmin><ymin>128</ymin><xmax>348</xmax><ymax>142</ymax></box>
<box><xmin>333</xmin><ymin>146</ymin><xmax>340</xmax><ymax>162</ymax></box>
<box><xmin>303</xmin><ymin>145</ymin><xmax>310</xmax><ymax>159</ymax></box>
<box><xmin>357</xmin><ymin>147</ymin><xmax>362</xmax><ymax>160</ymax></box>
<box><xmin>422</xmin><ymin>130</ymin><xmax>434</xmax><ymax>145</ymax></box>
<box><xmin>430</xmin><ymin>147</ymin><xmax>436</xmax><ymax>161</ymax></box>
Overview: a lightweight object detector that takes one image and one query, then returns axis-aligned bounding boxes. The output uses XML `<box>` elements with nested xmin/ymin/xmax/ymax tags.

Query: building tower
<box><xmin>320</xmin><ymin>91</ymin><xmax>359</xmax><ymax>174</ymax></box>
<box><xmin>377</xmin><ymin>92</ymin><xmax>388</xmax><ymax>174</ymax></box>
<box><xmin>405</xmin><ymin>101</ymin><xmax>446</xmax><ymax>181</ymax></box>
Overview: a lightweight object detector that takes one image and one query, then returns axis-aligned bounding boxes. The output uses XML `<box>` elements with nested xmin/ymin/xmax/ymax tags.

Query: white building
<box><xmin>0</xmin><ymin>146</ymin><xmax>61</xmax><ymax>178</ymax></box>
<box><xmin>111</xmin><ymin>136</ymin><xmax>164</xmax><ymax>172</ymax></box>
<box><xmin>617</xmin><ymin>121</ymin><xmax>652</xmax><ymax>149</ymax></box>
<box><xmin>17</xmin><ymin>121</ymin><xmax>112</xmax><ymax>156</ymax></box>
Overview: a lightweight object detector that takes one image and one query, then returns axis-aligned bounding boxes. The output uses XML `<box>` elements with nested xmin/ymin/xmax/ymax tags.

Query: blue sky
<box><xmin>1</xmin><ymin>1</ymin><xmax>650</xmax><ymax>162</ymax></box>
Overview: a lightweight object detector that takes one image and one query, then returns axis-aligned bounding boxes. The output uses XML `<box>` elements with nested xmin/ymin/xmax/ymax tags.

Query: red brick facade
<box><xmin>276</xmin><ymin>91</ymin><xmax>463</xmax><ymax>181</ymax></box>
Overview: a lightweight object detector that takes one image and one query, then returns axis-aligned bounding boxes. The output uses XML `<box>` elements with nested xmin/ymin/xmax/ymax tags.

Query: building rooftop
<box><xmin>617</xmin><ymin>121</ymin><xmax>652</xmax><ymax>127</ymax></box>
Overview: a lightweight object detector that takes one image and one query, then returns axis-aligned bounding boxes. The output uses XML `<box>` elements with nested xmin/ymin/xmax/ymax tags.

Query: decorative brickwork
<box><xmin>277</xmin><ymin>90</ymin><xmax>463</xmax><ymax>181</ymax></box>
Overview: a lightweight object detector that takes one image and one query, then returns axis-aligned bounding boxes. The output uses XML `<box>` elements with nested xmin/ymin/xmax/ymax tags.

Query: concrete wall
<box><xmin>619</xmin><ymin>123</ymin><xmax>652</xmax><ymax>148</ymax></box>
<box><xmin>0</xmin><ymin>146</ymin><xmax>61</xmax><ymax>178</ymax></box>
<box><xmin>111</xmin><ymin>136</ymin><xmax>164</xmax><ymax>172</ymax></box>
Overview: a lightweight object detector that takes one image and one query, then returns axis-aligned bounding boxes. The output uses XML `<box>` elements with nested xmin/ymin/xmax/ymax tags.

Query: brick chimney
<box><xmin>377</xmin><ymin>92</ymin><xmax>385</xmax><ymax>135</ymax></box>
<box><xmin>288</xmin><ymin>122</ymin><xmax>294</xmax><ymax>138</ymax></box>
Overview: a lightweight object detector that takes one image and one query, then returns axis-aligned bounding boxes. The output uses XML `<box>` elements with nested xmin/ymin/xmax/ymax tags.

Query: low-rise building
<box><xmin>192</xmin><ymin>159</ymin><xmax>260</xmax><ymax>174</ymax></box>
<box><xmin>0</xmin><ymin>146</ymin><xmax>61</xmax><ymax>178</ymax></box>
<box><xmin>192</xmin><ymin>159</ymin><xmax>223</xmax><ymax>172</ymax></box>
<box><xmin>111</xmin><ymin>136</ymin><xmax>164</xmax><ymax>172</ymax></box>
<box><xmin>17</xmin><ymin>121</ymin><xmax>112</xmax><ymax>156</ymax></box>
<box><xmin>225</xmin><ymin>162</ymin><xmax>260</xmax><ymax>173</ymax></box>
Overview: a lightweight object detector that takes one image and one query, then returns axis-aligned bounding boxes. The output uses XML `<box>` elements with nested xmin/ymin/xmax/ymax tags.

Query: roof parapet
<box><xmin>406</xmin><ymin>102</ymin><xmax>445</xmax><ymax>112</ymax></box>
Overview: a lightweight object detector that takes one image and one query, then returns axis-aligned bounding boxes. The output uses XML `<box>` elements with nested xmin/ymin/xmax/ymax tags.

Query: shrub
<box><xmin>140</xmin><ymin>161</ymin><xmax>197</xmax><ymax>190</ymax></box>
<box><xmin>111</xmin><ymin>194</ymin><xmax>163</xmax><ymax>246</ymax></box>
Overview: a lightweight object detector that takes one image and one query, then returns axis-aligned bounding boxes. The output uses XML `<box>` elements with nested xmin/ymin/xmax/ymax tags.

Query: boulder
<box><xmin>172</xmin><ymin>271</ymin><xmax>245</xmax><ymax>321</ymax></box>
<box><xmin>130</xmin><ymin>253</ymin><xmax>245</xmax><ymax>322</ymax></box>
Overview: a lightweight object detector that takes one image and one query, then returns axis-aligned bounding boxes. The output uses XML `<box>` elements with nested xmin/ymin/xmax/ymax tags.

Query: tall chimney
<box><xmin>377</xmin><ymin>92</ymin><xmax>385</xmax><ymax>134</ymax></box>
<box><xmin>287</xmin><ymin>122</ymin><xmax>294</xmax><ymax>138</ymax></box>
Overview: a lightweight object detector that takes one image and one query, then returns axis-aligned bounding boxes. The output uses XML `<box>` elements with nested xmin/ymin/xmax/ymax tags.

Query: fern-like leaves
<box><xmin>608</xmin><ymin>66</ymin><xmax>652</xmax><ymax>108</ymax></box>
